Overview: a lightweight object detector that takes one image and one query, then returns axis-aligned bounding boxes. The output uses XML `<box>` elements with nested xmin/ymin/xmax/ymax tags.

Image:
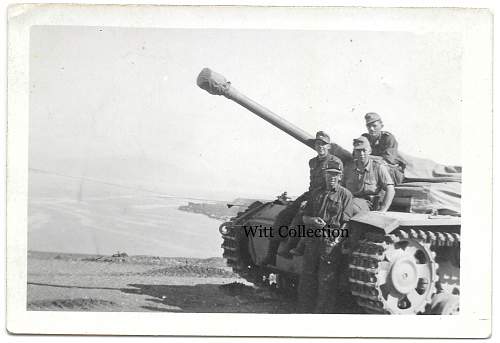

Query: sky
<box><xmin>29</xmin><ymin>26</ymin><xmax>462</xmax><ymax>200</ymax></box>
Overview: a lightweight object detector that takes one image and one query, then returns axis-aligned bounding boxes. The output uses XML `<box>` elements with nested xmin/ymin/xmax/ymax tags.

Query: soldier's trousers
<box><xmin>297</xmin><ymin>237</ymin><xmax>343</xmax><ymax>313</ymax></box>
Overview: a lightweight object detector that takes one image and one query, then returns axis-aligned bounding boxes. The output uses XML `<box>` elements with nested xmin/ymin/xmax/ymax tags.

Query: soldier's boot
<box><xmin>261</xmin><ymin>239</ymin><xmax>281</xmax><ymax>266</ymax></box>
<box><xmin>289</xmin><ymin>238</ymin><xmax>306</xmax><ymax>256</ymax></box>
<box><xmin>277</xmin><ymin>237</ymin><xmax>300</xmax><ymax>259</ymax></box>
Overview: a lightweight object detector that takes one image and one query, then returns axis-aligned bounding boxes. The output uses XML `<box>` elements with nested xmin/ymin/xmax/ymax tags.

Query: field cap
<box><xmin>315</xmin><ymin>131</ymin><xmax>330</xmax><ymax>144</ymax></box>
<box><xmin>353</xmin><ymin>136</ymin><xmax>371</xmax><ymax>150</ymax></box>
<box><xmin>365</xmin><ymin>112</ymin><xmax>382</xmax><ymax>125</ymax></box>
<box><xmin>324</xmin><ymin>159</ymin><xmax>343</xmax><ymax>173</ymax></box>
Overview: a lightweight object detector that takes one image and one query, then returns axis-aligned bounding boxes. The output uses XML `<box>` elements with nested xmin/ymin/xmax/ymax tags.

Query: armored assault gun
<box><xmin>197</xmin><ymin>68</ymin><xmax>460</xmax><ymax>315</ymax></box>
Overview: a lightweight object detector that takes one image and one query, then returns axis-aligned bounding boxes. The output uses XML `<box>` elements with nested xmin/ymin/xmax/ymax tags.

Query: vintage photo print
<box><xmin>7</xmin><ymin>4</ymin><xmax>492</xmax><ymax>337</ymax></box>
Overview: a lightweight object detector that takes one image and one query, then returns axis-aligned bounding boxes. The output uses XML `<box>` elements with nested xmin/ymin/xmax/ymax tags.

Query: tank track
<box><xmin>348</xmin><ymin>228</ymin><xmax>460</xmax><ymax>314</ymax></box>
<box><xmin>219</xmin><ymin>222</ymin><xmax>257</xmax><ymax>283</ymax></box>
<box><xmin>219</xmin><ymin>203</ymin><xmax>267</xmax><ymax>285</ymax></box>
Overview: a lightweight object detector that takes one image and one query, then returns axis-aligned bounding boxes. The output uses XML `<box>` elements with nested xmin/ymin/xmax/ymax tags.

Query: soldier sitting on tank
<box><xmin>297</xmin><ymin>158</ymin><xmax>354</xmax><ymax>313</ymax></box>
<box><xmin>361</xmin><ymin>112</ymin><xmax>406</xmax><ymax>185</ymax></box>
<box><xmin>261</xmin><ymin>131</ymin><xmax>342</xmax><ymax>266</ymax></box>
<box><xmin>343</xmin><ymin>136</ymin><xmax>395</xmax><ymax>214</ymax></box>
<box><xmin>288</xmin><ymin>131</ymin><xmax>401</xmax><ymax>256</ymax></box>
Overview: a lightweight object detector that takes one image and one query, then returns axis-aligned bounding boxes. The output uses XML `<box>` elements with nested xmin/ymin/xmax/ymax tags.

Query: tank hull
<box><xmin>199</xmin><ymin>68</ymin><xmax>461</xmax><ymax>314</ymax></box>
<box><xmin>221</xmin><ymin>200</ymin><xmax>460</xmax><ymax>314</ymax></box>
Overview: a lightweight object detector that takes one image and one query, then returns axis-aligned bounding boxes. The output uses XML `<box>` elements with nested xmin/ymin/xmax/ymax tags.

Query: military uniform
<box><xmin>363</xmin><ymin>113</ymin><xmax>406</xmax><ymax>184</ymax></box>
<box><xmin>343</xmin><ymin>155</ymin><xmax>394</xmax><ymax>213</ymax></box>
<box><xmin>265</xmin><ymin>154</ymin><xmax>343</xmax><ymax>261</ymax></box>
<box><xmin>297</xmin><ymin>181</ymin><xmax>354</xmax><ymax>313</ymax></box>
<box><xmin>273</xmin><ymin>153</ymin><xmax>344</xmax><ymax>232</ymax></box>
<box><xmin>262</xmin><ymin>131</ymin><xmax>341</xmax><ymax>265</ymax></box>
<box><xmin>362</xmin><ymin>132</ymin><xmax>405</xmax><ymax>184</ymax></box>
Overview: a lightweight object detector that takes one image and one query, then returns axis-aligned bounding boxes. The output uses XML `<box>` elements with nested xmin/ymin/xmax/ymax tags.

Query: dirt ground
<box><xmin>27</xmin><ymin>251</ymin><xmax>296</xmax><ymax>313</ymax></box>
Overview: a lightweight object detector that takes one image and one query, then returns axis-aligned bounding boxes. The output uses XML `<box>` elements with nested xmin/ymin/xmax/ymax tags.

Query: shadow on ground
<box><xmin>121</xmin><ymin>282</ymin><xmax>296</xmax><ymax>313</ymax></box>
<box><xmin>28</xmin><ymin>281</ymin><xmax>360</xmax><ymax>313</ymax></box>
<box><xmin>28</xmin><ymin>281</ymin><xmax>123</xmax><ymax>291</ymax></box>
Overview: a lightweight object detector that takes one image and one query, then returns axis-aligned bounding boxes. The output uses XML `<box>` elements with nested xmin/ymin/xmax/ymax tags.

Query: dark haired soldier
<box><xmin>343</xmin><ymin>136</ymin><xmax>395</xmax><ymax>214</ymax></box>
<box><xmin>261</xmin><ymin>131</ymin><xmax>342</xmax><ymax>265</ymax></box>
<box><xmin>297</xmin><ymin>159</ymin><xmax>354</xmax><ymax>313</ymax></box>
<box><xmin>362</xmin><ymin>112</ymin><xmax>406</xmax><ymax>184</ymax></box>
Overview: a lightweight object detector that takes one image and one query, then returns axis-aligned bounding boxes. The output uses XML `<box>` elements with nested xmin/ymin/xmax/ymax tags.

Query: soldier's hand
<box><xmin>303</xmin><ymin>215</ymin><xmax>326</xmax><ymax>229</ymax></box>
<box><xmin>312</xmin><ymin>217</ymin><xmax>326</xmax><ymax>228</ymax></box>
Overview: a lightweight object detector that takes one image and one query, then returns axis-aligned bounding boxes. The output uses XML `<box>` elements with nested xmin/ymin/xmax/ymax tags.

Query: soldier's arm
<box><xmin>378</xmin><ymin>164</ymin><xmax>395</xmax><ymax>212</ymax></box>
<box><xmin>308</xmin><ymin>158</ymin><xmax>315</xmax><ymax>190</ymax></box>
<box><xmin>341</xmin><ymin>191</ymin><xmax>355</xmax><ymax>223</ymax></box>
<box><xmin>302</xmin><ymin>196</ymin><xmax>315</xmax><ymax>222</ymax></box>
<box><xmin>379</xmin><ymin>185</ymin><xmax>395</xmax><ymax>212</ymax></box>
<box><xmin>302</xmin><ymin>196</ymin><xmax>326</xmax><ymax>228</ymax></box>
<box><xmin>380</xmin><ymin>134</ymin><xmax>400</xmax><ymax>165</ymax></box>
<box><xmin>303</xmin><ymin>216</ymin><xmax>327</xmax><ymax>228</ymax></box>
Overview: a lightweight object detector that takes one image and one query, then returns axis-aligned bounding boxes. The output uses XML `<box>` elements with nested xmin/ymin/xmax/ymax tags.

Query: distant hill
<box><xmin>178</xmin><ymin>198</ymin><xmax>266</xmax><ymax>221</ymax></box>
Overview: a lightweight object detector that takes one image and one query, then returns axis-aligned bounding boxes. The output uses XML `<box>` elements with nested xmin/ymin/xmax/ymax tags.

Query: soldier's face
<box><xmin>314</xmin><ymin>141</ymin><xmax>329</xmax><ymax>157</ymax></box>
<box><xmin>353</xmin><ymin>148</ymin><xmax>369</xmax><ymax>164</ymax></box>
<box><xmin>366</xmin><ymin>120</ymin><xmax>383</xmax><ymax>137</ymax></box>
<box><xmin>324</xmin><ymin>171</ymin><xmax>342</xmax><ymax>189</ymax></box>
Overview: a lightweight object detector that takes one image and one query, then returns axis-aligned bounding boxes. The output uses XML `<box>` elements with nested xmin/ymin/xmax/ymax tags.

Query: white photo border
<box><xmin>7</xmin><ymin>3</ymin><xmax>492</xmax><ymax>337</ymax></box>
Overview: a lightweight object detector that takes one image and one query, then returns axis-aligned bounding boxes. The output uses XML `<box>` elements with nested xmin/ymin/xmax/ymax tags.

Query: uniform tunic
<box><xmin>303</xmin><ymin>186</ymin><xmax>354</xmax><ymax>228</ymax></box>
<box><xmin>343</xmin><ymin>156</ymin><xmax>394</xmax><ymax>197</ymax></box>
<box><xmin>271</xmin><ymin>154</ymin><xmax>343</xmax><ymax>240</ymax></box>
<box><xmin>362</xmin><ymin>131</ymin><xmax>406</xmax><ymax>184</ymax></box>
<box><xmin>362</xmin><ymin>131</ymin><xmax>406</xmax><ymax>167</ymax></box>
<box><xmin>297</xmin><ymin>185</ymin><xmax>354</xmax><ymax>313</ymax></box>
<box><xmin>342</xmin><ymin>157</ymin><xmax>394</xmax><ymax>213</ymax></box>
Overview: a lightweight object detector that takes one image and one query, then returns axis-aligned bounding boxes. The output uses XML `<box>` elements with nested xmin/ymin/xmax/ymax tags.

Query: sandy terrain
<box><xmin>27</xmin><ymin>251</ymin><xmax>295</xmax><ymax>313</ymax></box>
<box><xmin>27</xmin><ymin>178</ymin><xmax>297</xmax><ymax>313</ymax></box>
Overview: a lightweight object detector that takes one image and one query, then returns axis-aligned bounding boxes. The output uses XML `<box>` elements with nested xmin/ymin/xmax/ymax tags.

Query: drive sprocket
<box><xmin>349</xmin><ymin>230</ymin><xmax>438</xmax><ymax>314</ymax></box>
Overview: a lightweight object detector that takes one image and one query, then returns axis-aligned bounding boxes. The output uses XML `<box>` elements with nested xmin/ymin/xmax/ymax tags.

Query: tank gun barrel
<box><xmin>197</xmin><ymin>68</ymin><xmax>315</xmax><ymax>149</ymax></box>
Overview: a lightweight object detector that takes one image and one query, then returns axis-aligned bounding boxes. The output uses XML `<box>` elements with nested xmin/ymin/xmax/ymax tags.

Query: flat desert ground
<box><xmin>28</xmin><ymin>251</ymin><xmax>295</xmax><ymax>313</ymax></box>
<box><xmin>26</xmin><ymin>174</ymin><xmax>297</xmax><ymax>312</ymax></box>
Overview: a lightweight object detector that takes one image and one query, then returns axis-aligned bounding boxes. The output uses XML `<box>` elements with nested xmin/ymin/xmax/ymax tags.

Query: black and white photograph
<box><xmin>6</xmin><ymin>3</ymin><xmax>493</xmax><ymax>337</ymax></box>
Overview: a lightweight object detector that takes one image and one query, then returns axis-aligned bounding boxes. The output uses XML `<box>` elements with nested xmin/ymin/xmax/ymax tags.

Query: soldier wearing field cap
<box><xmin>262</xmin><ymin>131</ymin><xmax>343</xmax><ymax>265</ymax></box>
<box><xmin>297</xmin><ymin>158</ymin><xmax>354</xmax><ymax>313</ymax></box>
<box><xmin>309</xmin><ymin>131</ymin><xmax>340</xmax><ymax>191</ymax></box>
<box><xmin>362</xmin><ymin>112</ymin><xmax>406</xmax><ymax>184</ymax></box>
<box><xmin>342</xmin><ymin>136</ymin><xmax>395</xmax><ymax>214</ymax></box>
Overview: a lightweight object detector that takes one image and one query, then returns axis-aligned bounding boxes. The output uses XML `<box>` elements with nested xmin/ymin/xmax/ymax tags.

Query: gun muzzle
<box><xmin>197</xmin><ymin>68</ymin><xmax>315</xmax><ymax>149</ymax></box>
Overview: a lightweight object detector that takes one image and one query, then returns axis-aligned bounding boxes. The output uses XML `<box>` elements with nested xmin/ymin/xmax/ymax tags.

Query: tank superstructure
<box><xmin>197</xmin><ymin>68</ymin><xmax>460</xmax><ymax>314</ymax></box>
